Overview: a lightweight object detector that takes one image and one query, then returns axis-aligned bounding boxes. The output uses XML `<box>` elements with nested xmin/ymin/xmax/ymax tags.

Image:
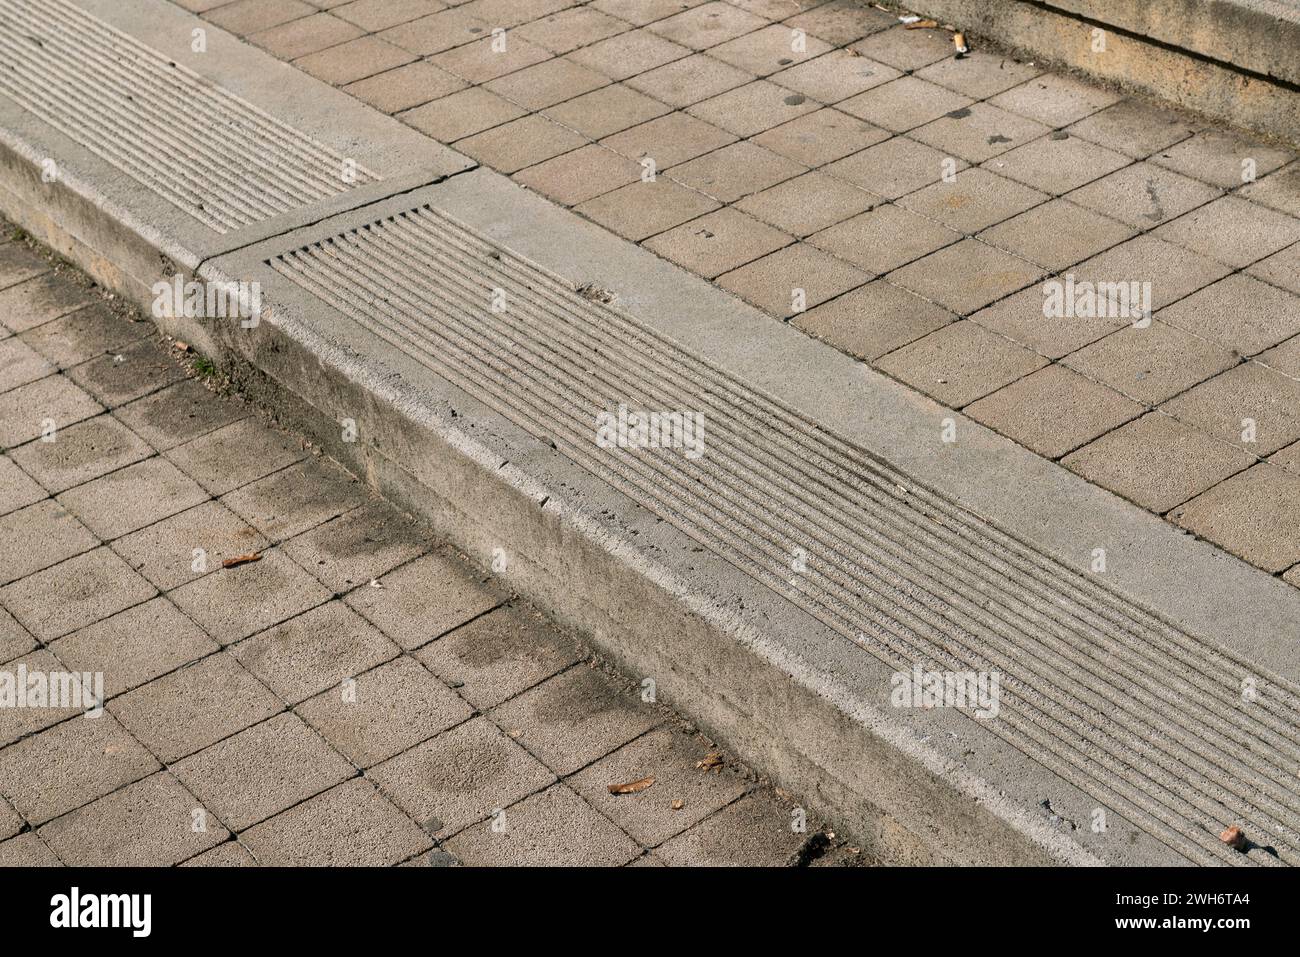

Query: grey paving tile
<box><xmin>0</xmin><ymin>454</ymin><xmax>44</xmax><ymax>518</ymax></box>
<box><xmin>838</xmin><ymin>76</ymin><xmax>973</xmax><ymax>133</ymax></box>
<box><xmin>1162</xmin><ymin>363</ymin><xmax>1300</xmax><ymax>456</ymax></box>
<box><xmin>443</xmin><ymin>782</ymin><xmax>641</xmax><ymax>866</ymax></box>
<box><xmin>0</xmin><ymin>547</ymin><xmax>155</xmax><ymax>642</ymax></box>
<box><xmin>642</xmin><ymin>208</ymin><xmax>792</xmax><ymax>279</ymax></box>
<box><xmin>429</xmin><ymin>33</ymin><xmax>554</xmax><ymax>84</ymax></box>
<box><xmin>1151</xmin><ymin>129</ymin><xmax>1294</xmax><ymax>189</ymax></box>
<box><xmin>1063</xmin><ymin>412</ymin><xmax>1255</xmax><ymax>514</ymax></box>
<box><xmin>18</xmin><ymin>304</ymin><xmax>148</xmax><ymax>369</ymax></box>
<box><xmin>206</xmin><ymin>0</ymin><xmax>316</xmax><ymax>35</ymax></box>
<box><xmin>400</xmin><ymin>88</ymin><xmax>527</xmax><ymax>143</ymax></box>
<box><xmin>164</xmin><ymin>417</ymin><xmax>307</xmax><ymax>496</ymax></box>
<box><xmin>343</xmin><ymin>550</ymin><xmax>506</xmax><ymax>650</ymax></box>
<box><xmin>769</xmin><ymin>49</ymin><xmax>901</xmax><ymax>104</ymax></box>
<box><xmin>808</xmin><ymin>202</ymin><xmax>960</xmax><ymax>274</ymax></box>
<box><xmin>977</xmin><ymin>198</ymin><xmax>1135</xmax><ymax>272</ymax></box>
<box><xmin>231</xmin><ymin>601</ymin><xmax>399</xmax><ymax>705</ymax></box>
<box><xmin>1153</xmin><ymin>196</ymin><xmax>1300</xmax><ymax>269</ymax></box>
<box><xmin>782</xmin><ymin>0</ymin><xmax>896</xmax><ymax>46</ymax></box>
<box><xmin>988</xmin><ymin>73</ymin><xmax>1122</xmax><ymax>127</ymax></box>
<box><xmin>793</xmin><ymin>279</ymin><xmax>955</xmax><ymax>361</ymax></box>
<box><xmin>569</xmin><ymin>726</ymin><xmax>749</xmax><ymax>846</ymax></box>
<box><xmin>667</xmin><ymin>141</ymin><xmax>807</xmax><ymax>204</ymax></box>
<box><xmin>707</xmin><ymin>23</ymin><xmax>831</xmax><ymax>77</ymax></box>
<box><xmin>1171</xmin><ymin>463</ymin><xmax>1300</xmax><ymax>573</ymax></box>
<box><xmin>0</xmin><ymin>604</ymin><xmax>35</xmax><ymax>665</ymax></box>
<box><xmin>576</xmin><ymin>178</ymin><xmax>723</xmax><ymax>242</ymax></box>
<box><xmin>368</xmin><ymin>716</ymin><xmax>556</xmax><ymax>838</ymax></box>
<box><xmin>896</xmin><ymin>168</ymin><xmax>1047</xmax><ymax>234</ymax></box>
<box><xmin>484</xmin><ymin>57</ymin><xmax>610</xmax><ymax>111</ymax></box>
<box><xmin>914</xmin><ymin>49</ymin><xmax>1041</xmax><ymax>99</ymax></box>
<box><xmin>343</xmin><ymin>60</ymin><xmax>468</xmax><ymax>114</ymax></box>
<box><xmin>111</xmin><ymin>500</ymin><xmax>269</xmax><ymax>592</ymax></box>
<box><xmin>645</xmin><ymin>2</ymin><xmax>767</xmax><ymax>50</ymax></box>
<box><xmin>875</xmin><ymin>319</ymin><xmax>1049</xmax><ymax>407</ymax></box>
<box><xmin>168</xmin><ymin>547</ymin><xmax>330</xmax><ymax>646</ymax></box>
<box><xmin>334</xmin><ymin>0</ymin><xmax>446</xmax><ymax>32</ymax></box>
<box><xmin>1157</xmin><ymin>274</ymin><xmax>1300</xmax><ymax>356</ymax></box>
<box><xmin>886</xmin><ymin>239</ymin><xmax>1045</xmax><ymax>316</ymax></box>
<box><xmin>1062</xmin><ymin>319</ymin><xmax>1239</xmax><ymax>405</ymax></box>
<box><xmin>1071</xmin><ymin>235</ymin><xmax>1232</xmax><ymax>311</ymax></box>
<box><xmin>514</xmin><ymin>144</ymin><xmax>643</xmax><ymax>207</ymax></box>
<box><xmin>1066</xmin><ymin>98</ymin><xmax>1198</xmax><ymax>159</ymax></box>
<box><xmin>413</xmin><ymin>604</ymin><xmax>581</xmax><ymax>710</ymax></box>
<box><xmin>850</xmin><ymin>25</ymin><xmax>953</xmax><ymax>72</ymax></box>
<box><xmin>823</xmin><ymin>135</ymin><xmax>966</xmax><ymax>200</ymax></box>
<box><xmin>109</xmin><ymin>653</ymin><xmax>283</xmax><ymax>763</ymax></box>
<box><xmin>37</xmin><ymin>771</ymin><xmax>227</xmax><ymax>866</ymax></box>
<box><xmin>0</xmin><ymin>375</ymin><xmax>102</xmax><ymax>450</ymax></box>
<box><xmin>734</xmin><ymin>170</ymin><xmax>875</xmax><ymax>237</ymax></box>
<box><xmin>969</xmin><ymin>284</ymin><xmax>1130</xmax><ymax>361</ymax></box>
<box><xmin>180</xmin><ymin>840</ymin><xmax>258</xmax><ymax>866</ymax></box>
<box><xmin>0</xmin><ymin>242</ymin><xmax>49</xmax><ymax>290</ymax></box>
<box><xmin>490</xmin><ymin>665</ymin><xmax>659</xmax><ymax>776</ymax></box>
<box><xmin>542</xmin><ymin>84</ymin><xmax>670</xmax><ymax>139</ymax></box>
<box><xmin>64</xmin><ymin>338</ymin><xmax>186</xmax><ymax>409</ymax></box>
<box><xmin>248</xmin><ymin>12</ymin><xmax>364</xmax><ymax>59</ymax></box>
<box><xmin>50</xmin><ymin>597</ymin><xmax>218</xmax><ymax>700</ymax></box>
<box><xmin>239</xmin><ymin>777</ymin><xmax>431</xmax><ymax>866</ymax></box>
<box><xmin>221</xmin><ymin>457</ymin><xmax>369</xmax><ymax>542</ymax></box>
<box><xmin>600</xmin><ymin>111</ymin><xmax>738</xmax><ymax>167</ymax></box>
<box><xmin>655</xmin><ymin>790</ymin><xmax>808</xmax><ymax>865</ymax></box>
<box><xmin>0</xmin><ymin>337</ymin><xmax>54</xmax><ymax>393</ymax></box>
<box><xmin>0</xmin><ymin>500</ymin><xmax>97</xmax><ymax>586</ymax></box>
<box><xmin>624</xmin><ymin>52</ymin><xmax>753</xmax><ymax>108</ymax></box>
<box><xmin>281</xmin><ymin>500</ymin><xmax>430</xmax><ymax>592</ymax></box>
<box><xmin>1068</xmin><ymin>162</ymin><xmax>1222</xmax><ymax>229</ymax></box>
<box><xmin>9</xmin><ymin>413</ymin><xmax>151</xmax><ymax>494</ymax></box>
<box><xmin>296</xmin><ymin>655</ymin><xmax>472</xmax><ymax>767</ymax></box>
<box><xmin>114</xmin><ymin>379</ymin><xmax>248</xmax><ymax>452</ymax></box>
<box><xmin>749</xmin><ymin>106</ymin><xmax>890</xmax><ymax>167</ymax></box>
<box><xmin>0</xmin><ymin>832</ymin><xmax>60</xmax><ymax>866</ymax></box>
<box><xmin>377</xmin><ymin>8</ymin><xmax>491</xmax><ymax>56</ymax></box>
<box><xmin>0</xmin><ymin>794</ymin><xmax>20</xmax><ymax>839</ymax></box>
<box><xmin>1239</xmin><ymin>161</ymin><xmax>1300</xmax><ymax>218</ymax></box>
<box><xmin>0</xmin><ymin>649</ymin><xmax>87</xmax><ymax>746</ymax></box>
<box><xmin>172</xmin><ymin>712</ymin><xmax>355</xmax><ymax>831</ymax></box>
<box><xmin>565</xmin><ymin>28</ymin><xmax>691</xmax><ymax>80</ymax></box>
<box><xmin>0</xmin><ymin>712</ymin><xmax>158</xmax><ymax>825</ymax></box>
<box><xmin>55</xmin><ymin>456</ymin><xmax>208</xmax><ymax>541</ymax></box>
<box><xmin>981</xmin><ymin>132</ymin><xmax>1130</xmax><ymax>195</ymax></box>
<box><xmin>0</xmin><ymin>273</ymin><xmax>99</xmax><ymax>334</ymax></box>
<box><xmin>294</xmin><ymin>35</ymin><xmax>416</xmax><ymax>85</ymax></box>
<box><xmin>909</xmin><ymin>102</ymin><xmax>1052</xmax><ymax>165</ymax></box>
<box><xmin>1247</xmin><ymin>242</ymin><xmax>1300</xmax><ymax>296</ymax></box>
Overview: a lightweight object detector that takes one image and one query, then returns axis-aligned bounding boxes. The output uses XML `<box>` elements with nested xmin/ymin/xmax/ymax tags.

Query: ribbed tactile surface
<box><xmin>272</xmin><ymin>205</ymin><xmax>1300</xmax><ymax>867</ymax></box>
<box><xmin>0</xmin><ymin>0</ymin><xmax>377</xmax><ymax>232</ymax></box>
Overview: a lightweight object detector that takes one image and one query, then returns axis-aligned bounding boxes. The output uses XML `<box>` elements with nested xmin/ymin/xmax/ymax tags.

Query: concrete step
<box><xmin>5</xmin><ymin>0</ymin><xmax>1300</xmax><ymax>866</ymax></box>
<box><xmin>905</xmin><ymin>0</ymin><xmax>1300</xmax><ymax>146</ymax></box>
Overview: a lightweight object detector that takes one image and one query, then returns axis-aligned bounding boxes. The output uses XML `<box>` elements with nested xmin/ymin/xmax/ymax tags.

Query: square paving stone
<box><xmin>111</xmin><ymin>500</ymin><xmax>269</xmax><ymax>592</ymax></box>
<box><xmin>1162</xmin><ymin>363</ymin><xmax>1300</xmax><ymax>456</ymax></box>
<box><xmin>1171</xmin><ymin>464</ymin><xmax>1300</xmax><ymax>573</ymax></box>
<box><xmin>896</xmin><ymin>167</ymin><xmax>1047</xmax><ymax>234</ymax></box>
<box><xmin>109</xmin><ymin>653</ymin><xmax>283</xmax><ymax>763</ymax></box>
<box><xmin>735</xmin><ymin>170</ymin><xmax>875</xmax><ymax>237</ymax></box>
<box><xmin>377</xmin><ymin>8</ymin><xmax>491</xmax><ymax>56</ymax></box>
<box><xmin>642</xmin><ymin>208</ymin><xmax>792</xmax><ymax>278</ymax></box>
<box><xmin>655</xmin><ymin>790</ymin><xmax>807</xmax><ymax>866</ymax></box>
<box><xmin>968</xmin><ymin>283</ymin><xmax>1130</xmax><ymax>360</ymax></box>
<box><xmin>0</xmin><ymin>242</ymin><xmax>49</xmax><ymax>290</ymax></box>
<box><xmin>646</xmin><ymin>2</ymin><xmax>767</xmax><ymax>50</ymax></box>
<box><xmin>594</xmin><ymin>0</ymin><xmax>709</xmax><ymax>28</ymax></box>
<box><xmin>0</xmin><ymin>649</ymin><xmax>87</xmax><ymax>746</ymax></box>
<box><xmin>1239</xmin><ymin>161</ymin><xmax>1300</xmax><ymax>218</ymax></box>
<box><xmin>443</xmin><ymin>782</ymin><xmax>641</xmax><ymax>866</ymax></box>
<box><xmin>0</xmin><ymin>273</ymin><xmax>99</xmax><ymax>334</ymax></box>
<box><xmin>206</xmin><ymin>0</ymin><xmax>316</xmax><ymax>35</ymax></box>
<box><xmin>784</xmin><ymin>0</ymin><xmax>897</xmax><ymax>45</ymax></box>
<box><xmin>413</xmin><ymin>604</ymin><xmax>581</xmax><ymax>709</ymax></box>
<box><xmin>977</xmin><ymin>199</ymin><xmax>1135</xmax><ymax>272</ymax></box>
<box><xmin>600</xmin><ymin>112</ymin><xmax>738</xmax><ymax>167</ymax></box>
<box><xmin>575</xmin><ymin>179</ymin><xmax>721</xmax><ymax>242</ymax></box>
<box><xmin>11</xmin><ymin>413</ymin><xmax>154</xmax><ymax>495</ymax></box>
<box><xmin>0</xmin><ymin>375</ymin><xmax>102</xmax><ymax>449</ymax></box>
<box><xmin>164</xmin><ymin>417</ymin><xmax>307</xmax><ymax>496</ymax></box>
<box><xmin>542</xmin><ymin>84</ymin><xmax>671</xmax><ymax>139</ymax></box>
<box><xmin>239</xmin><ymin>777</ymin><xmax>431</xmax><ymax>866</ymax></box>
<box><xmin>717</xmin><ymin>242</ymin><xmax>870</xmax><ymax>318</ymax></box>
<box><xmin>0</xmin><ymin>713</ymin><xmax>158</xmax><ymax>825</ymax></box>
<box><xmin>0</xmin><ymin>604</ymin><xmax>36</xmax><ymax>664</ymax></box>
<box><xmin>1063</xmin><ymin>412</ymin><xmax>1255</xmax><ymax>514</ymax></box>
<box><xmin>769</xmin><ymin>50</ymin><xmax>901</xmax><ymax>104</ymax></box>
<box><xmin>566</xmin><ymin>29</ymin><xmax>691</xmax><ymax>80</ymax></box>
<box><xmin>514</xmin><ymin>145</ymin><xmax>643</xmax><ymax>206</ymax></box>
<box><xmin>221</xmin><ymin>457</ymin><xmax>369</xmax><ymax>542</ymax></box>
<box><xmin>1062</xmin><ymin>320</ymin><xmax>1238</xmax><ymax>405</ymax></box>
<box><xmin>1071</xmin><ymin>235</ymin><xmax>1232</xmax><ymax>311</ymax></box>
<box><xmin>249</xmin><ymin>12</ymin><xmax>364</xmax><ymax>60</ymax></box>
<box><xmin>1151</xmin><ymin>130</ymin><xmax>1294</xmax><ymax>189</ymax></box>
<box><xmin>687</xmin><ymin>79</ymin><xmax>820</xmax><ymax>138</ymax></box>
<box><xmin>1274</xmin><ymin>440</ymin><xmax>1300</xmax><ymax>476</ymax></box>
<box><xmin>808</xmin><ymin>202</ymin><xmax>960</xmax><ymax>274</ymax></box>
<box><xmin>793</xmin><ymin>280</ymin><xmax>955</xmax><ymax>361</ymax></box>
<box><xmin>850</xmin><ymin>25</ymin><xmax>954</xmax><ymax>71</ymax></box>
<box><xmin>231</xmin><ymin>601</ymin><xmax>399</xmax><ymax>705</ymax></box>
<box><xmin>56</xmin><ymin>456</ymin><xmax>207</xmax><ymax>541</ymax></box>
<box><xmin>887</xmin><ymin>239</ymin><xmax>1045</xmax><ymax>316</ymax></box>
<box><xmin>765</xmin><ymin>117</ymin><xmax>894</xmax><ymax>180</ymax></box>
<box><xmin>0</xmin><ymin>833</ymin><xmax>61</xmax><ymax>866</ymax></box>
<box><xmin>114</xmin><ymin>379</ymin><xmax>247</xmax><ymax>451</ymax></box>
<box><xmin>667</xmin><ymin>141</ymin><xmax>807</xmax><ymax>203</ymax></box>
<box><xmin>294</xmin><ymin>35</ymin><xmax>416</xmax><ymax>86</ymax></box>
<box><xmin>367</xmin><ymin>716</ymin><xmax>556</xmax><ymax>838</ymax></box>
<box><xmin>281</xmin><ymin>501</ymin><xmax>430</xmax><ymax>593</ymax></box>
<box><xmin>1153</xmin><ymin>196</ymin><xmax>1300</xmax><ymax>268</ymax></box>
<box><xmin>343</xmin><ymin>60</ymin><xmax>467</xmax><ymax>114</ymax></box>
<box><xmin>838</xmin><ymin>76</ymin><xmax>973</xmax><ymax>133</ymax></box>
<box><xmin>484</xmin><ymin>58</ymin><xmax>610</xmax><ymax>110</ymax></box>
<box><xmin>875</xmin><ymin>319</ymin><xmax>1048</xmax><ymax>407</ymax></box>
<box><xmin>0</xmin><ymin>500</ymin><xmax>97</xmax><ymax>586</ymax></box>
<box><xmin>981</xmin><ymin>132</ymin><xmax>1130</xmax><ymax>195</ymax></box>
<box><xmin>569</xmin><ymin>726</ymin><xmax>749</xmax><ymax>846</ymax></box>
<box><xmin>343</xmin><ymin>549</ymin><xmax>504</xmax><ymax>649</ymax></box>
<box><xmin>430</xmin><ymin>34</ymin><xmax>554</xmax><ymax>84</ymax></box>
<box><xmin>823</xmin><ymin>136</ymin><xmax>966</xmax><ymax>199</ymax></box>
<box><xmin>37</xmin><ymin>772</ymin><xmax>227</xmax><ymax>866</ymax></box>
<box><xmin>180</xmin><ymin>841</ymin><xmax>257</xmax><ymax>866</ymax></box>
<box><xmin>707</xmin><ymin>23</ymin><xmax>832</xmax><ymax>77</ymax></box>
<box><xmin>0</xmin><ymin>454</ymin><xmax>43</xmax><ymax>518</ymax></box>
<box><xmin>914</xmin><ymin>50</ymin><xmax>1042</xmax><ymax>100</ymax></box>
<box><xmin>334</xmin><ymin>0</ymin><xmax>446</xmax><ymax>32</ymax></box>
<box><xmin>490</xmin><ymin>665</ymin><xmax>659</xmax><ymax>776</ymax></box>
<box><xmin>171</xmin><ymin>712</ymin><xmax>355</xmax><ymax>831</ymax></box>
<box><xmin>1067</xmin><ymin>162</ymin><xmax>1221</xmax><ymax>229</ymax></box>
<box><xmin>0</xmin><ymin>547</ymin><xmax>155</xmax><ymax>642</ymax></box>
<box><xmin>295</xmin><ymin>656</ymin><xmax>471</xmax><ymax>767</ymax></box>
<box><xmin>50</xmin><ymin>597</ymin><xmax>218</xmax><ymax>700</ymax></box>
<box><xmin>168</xmin><ymin>548</ymin><xmax>330</xmax><ymax>646</ymax></box>
<box><xmin>624</xmin><ymin>53</ymin><xmax>754</xmax><ymax>108</ymax></box>
<box><xmin>0</xmin><ymin>337</ymin><xmax>54</xmax><ymax>392</ymax></box>
<box><xmin>988</xmin><ymin>73</ymin><xmax>1122</xmax><ymax>127</ymax></box>
<box><xmin>1157</xmin><ymin>274</ymin><xmax>1300</xmax><ymax>356</ymax></box>
<box><xmin>1248</xmin><ymin>242</ymin><xmax>1300</xmax><ymax>296</ymax></box>
<box><xmin>400</xmin><ymin>88</ymin><xmax>527</xmax><ymax>143</ymax></box>
<box><xmin>1066</xmin><ymin>98</ymin><xmax>1198</xmax><ymax>159</ymax></box>
<box><xmin>910</xmin><ymin>102</ymin><xmax>1052</xmax><ymax>165</ymax></box>
<box><xmin>964</xmin><ymin>364</ymin><xmax>1144</xmax><ymax>459</ymax></box>
<box><xmin>455</xmin><ymin>116</ymin><xmax>588</xmax><ymax>174</ymax></box>
<box><xmin>64</xmin><ymin>338</ymin><xmax>186</xmax><ymax>408</ymax></box>
<box><xmin>1259</xmin><ymin>334</ymin><xmax>1300</xmax><ymax>377</ymax></box>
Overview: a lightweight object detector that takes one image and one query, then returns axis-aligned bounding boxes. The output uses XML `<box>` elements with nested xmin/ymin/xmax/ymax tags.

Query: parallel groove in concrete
<box><xmin>270</xmin><ymin>204</ymin><xmax>1300</xmax><ymax>867</ymax></box>
<box><xmin>0</xmin><ymin>0</ymin><xmax>377</xmax><ymax>231</ymax></box>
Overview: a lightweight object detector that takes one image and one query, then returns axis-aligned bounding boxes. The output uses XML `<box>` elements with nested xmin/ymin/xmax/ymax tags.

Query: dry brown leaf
<box><xmin>696</xmin><ymin>751</ymin><xmax>724</xmax><ymax>771</ymax></box>
<box><xmin>608</xmin><ymin>775</ymin><xmax>655</xmax><ymax>795</ymax></box>
<box><xmin>904</xmin><ymin>19</ymin><xmax>938</xmax><ymax>29</ymax></box>
<box><xmin>671</xmin><ymin>799</ymin><xmax>685</xmax><ymax>811</ymax></box>
<box><xmin>222</xmin><ymin>552</ymin><xmax>262</xmax><ymax>569</ymax></box>
<box><xmin>1219</xmin><ymin>825</ymin><xmax>1247</xmax><ymax>850</ymax></box>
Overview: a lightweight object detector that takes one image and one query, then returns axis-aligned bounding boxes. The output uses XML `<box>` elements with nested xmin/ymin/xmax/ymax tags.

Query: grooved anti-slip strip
<box><xmin>271</xmin><ymin>204</ymin><xmax>1300</xmax><ymax>867</ymax></box>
